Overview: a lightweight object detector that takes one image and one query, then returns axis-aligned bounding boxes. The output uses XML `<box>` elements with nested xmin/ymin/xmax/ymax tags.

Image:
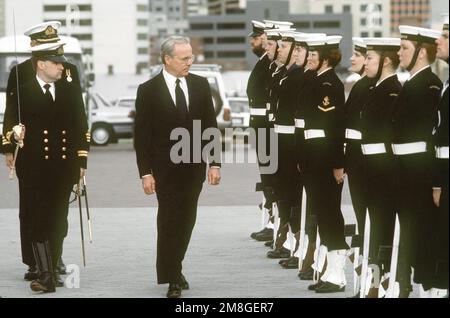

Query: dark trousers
<box><xmin>156</xmin><ymin>183</ymin><xmax>203</xmax><ymax>284</ymax></box>
<box><xmin>347</xmin><ymin>168</ymin><xmax>367</xmax><ymax>237</ymax></box>
<box><xmin>303</xmin><ymin>167</ymin><xmax>348</xmax><ymax>251</ymax></box>
<box><xmin>366</xmin><ymin>172</ymin><xmax>395</xmax><ymax>269</ymax></box>
<box><xmin>19</xmin><ymin>178</ymin><xmax>72</xmax><ymax>269</ymax></box>
<box><xmin>395</xmin><ymin>154</ymin><xmax>435</xmax><ymax>290</ymax></box>
<box><xmin>253</xmin><ymin>123</ymin><xmax>275</xmax><ymax>203</ymax></box>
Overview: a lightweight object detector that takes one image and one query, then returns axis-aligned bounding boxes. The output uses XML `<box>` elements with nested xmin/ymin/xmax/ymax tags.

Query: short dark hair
<box><xmin>376</xmin><ymin>50</ymin><xmax>400</xmax><ymax>70</ymax></box>
<box><xmin>319</xmin><ymin>48</ymin><xmax>342</xmax><ymax>68</ymax></box>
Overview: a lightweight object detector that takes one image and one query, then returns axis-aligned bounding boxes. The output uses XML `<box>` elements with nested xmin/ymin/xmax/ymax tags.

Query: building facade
<box><xmin>390</xmin><ymin>0</ymin><xmax>431</xmax><ymax>35</ymax></box>
<box><xmin>4</xmin><ymin>0</ymin><xmax>150</xmax><ymax>75</ymax></box>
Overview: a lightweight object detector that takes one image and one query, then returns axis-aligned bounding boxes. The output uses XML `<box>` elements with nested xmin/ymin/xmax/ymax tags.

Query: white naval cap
<box><xmin>352</xmin><ymin>37</ymin><xmax>367</xmax><ymax>53</ymax></box>
<box><xmin>265</xmin><ymin>29</ymin><xmax>282</xmax><ymax>41</ymax></box>
<box><xmin>279</xmin><ymin>29</ymin><xmax>297</xmax><ymax>42</ymax></box>
<box><xmin>364</xmin><ymin>37</ymin><xmax>400</xmax><ymax>51</ymax></box>
<box><xmin>294</xmin><ymin>33</ymin><xmax>326</xmax><ymax>45</ymax></box>
<box><xmin>399</xmin><ymin>25</ymin><xmax>441</xmax><ymax>43</ymax></box>
<box><xmin>30</xmin><ymin>41</ymin><xmax>67</xmax><ymax>63</ymax></box>
<box><xmin>263</xmin><ymin>20</ymin><xmax>294</xmax><ymax>30</ymax></box>
<box><xmin>248</xmin><ymin>20</ymin><xmax>266</xmax><ymax>37</ymax></box>
<box><xmin>442</xmin><ymin>13</ymin><xmax>449</xmax><ymax>31</ymax></box>
<box><xmin>306</xmin><ymin>35</ymin><xmax>342</xmax><ymax>51</ymax></box>
<box><xmin>24</xmin><ymin>21</ymin><xmax>61</xmax><ymax>44</ymax></box>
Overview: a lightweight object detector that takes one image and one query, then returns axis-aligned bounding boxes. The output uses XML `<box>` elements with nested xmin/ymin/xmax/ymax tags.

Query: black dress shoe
<box><xmin>254</xmin><ymin>231</ymin><xmax>274</xmax><ymax>242</ymax></box>
<box><xmin>265</xmin><ymin>240</ymin><xmax>274</xmax><ymax>248</ymax></box>
<box><xmin>298</xmin><ymin>268</ymin><xmax>314</xmax><ymax>280</ymax></box>
<box><xmin>267</xmin><ymin>247</ymin><xmax>290</xmax><ymax>259</ymax></box>
<box><xmin>30</xmin><ymin>273</ymin><xmax>56</xmax><ymax>293</ymax></box>
<box><xmin>54</xmin><ymin>272</ymin><xmax>64</xmax><ymax>288</ymax></box>
<box><xmin>167</xmin><ymin>283</ymin><xmax>182</xmax><ymax>298</ymax></box>
<box><xmin>308</xmin><ymin>280</ymin><xmax>325</xmax><ymax>291</ymax></box>
<box><xmin>281</xmin><ymin>257</ymin><xmax>299</xmax><ymax>269</ymax></box>
<box><xmin>24</xmin><ymin>266</ymin><xmax>39</xmax><ymax>281</ymax></box>
<box><xmin>315</xmin><ymin>282</ymin><xmax>345</xmax><ymax>294</ymax></box>
<box><xmin>251</xmin><ymin>228</ymin><xmax>273</xmax><ymax>240</ymax></box>
<box><xmin>179</xmin><ymin>274</ymin><xmax>189</xmax><ymax>290</ymax></box>
<box><xmin>57</xmin><ymin>257</ymin><xmax>67</xmax><ymax>275</ymax></box>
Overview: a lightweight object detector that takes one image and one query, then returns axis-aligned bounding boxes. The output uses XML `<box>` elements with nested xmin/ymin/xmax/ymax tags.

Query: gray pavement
<box><xmin>0</xmin><ymin>141</ymin><xmax>361</xmax><ymax>298</ymax></box>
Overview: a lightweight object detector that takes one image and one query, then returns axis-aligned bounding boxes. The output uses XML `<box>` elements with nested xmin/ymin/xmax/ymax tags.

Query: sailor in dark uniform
<box><xmin>3</xmin><ymin>21</ymin><xmax>83</xmax><ymax>282</ymax></box>
<box><xmin>247</xmin><ymin>20</ymin><xmax>275</xmax><ymax>242</ymax></box>
<box><xmin>3</xmin><ymin>42</ymin><xmax>89</xmax><ymax>293</ymax></box>
<box><xmin>427</xmin><ymin>14</ymin><xmax>449</xmax><ymax>298</ymax></box>
<box><xmin>359</xmin><ymin>37</ymin><xmax>402</xmax><ymax>297</ymax></box>
<box><xmin>393</xmin><ymin>25</ymin><xmax>442</xmax><ymax>297</ymax></box>
<box><xmin>344</xmin><ymin>37</ymin><xmax>373</xmax><ymax>252</ymax></box>
<box><xmin>299</xmin><ymin>35</ymin><xmax>349</xmax><ymax>294</ymax></box>
<box><xmin>267</xmin><ymin>29</ymin><xmax>305</xmax><ymax>260</ymax></box>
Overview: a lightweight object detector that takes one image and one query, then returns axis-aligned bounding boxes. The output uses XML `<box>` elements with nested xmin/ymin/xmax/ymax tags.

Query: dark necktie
<box><xmin>175</xmin><ymin>79</ymin><xmax>188</xmax><ymax>122</ymax></box>
<box><xmin>43</xmin><ymin>83</ymin><xmax>54</xmax><ymax>103</ymax></box>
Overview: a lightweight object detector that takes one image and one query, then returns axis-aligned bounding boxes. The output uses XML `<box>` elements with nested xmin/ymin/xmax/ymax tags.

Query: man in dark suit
<box><xmin>134</xmin><ymin>35</ymin><xmax>221</xmax><ymax>298</ymax></box>
<box><xmin>4</xmin><ymin>21</ymin><xmax>82</xmax><ymax>282</ymax></box>
<box><xmin>3</xmin><ymin>41</ymin><xmax>89</xmax><ymax>293</ymax></box>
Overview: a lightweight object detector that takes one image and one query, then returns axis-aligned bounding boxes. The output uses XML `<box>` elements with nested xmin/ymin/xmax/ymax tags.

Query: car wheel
<box><xmin>91</xmin><ymin>124</ymin><xmax>111</xmax><ymax>146</ymax></box>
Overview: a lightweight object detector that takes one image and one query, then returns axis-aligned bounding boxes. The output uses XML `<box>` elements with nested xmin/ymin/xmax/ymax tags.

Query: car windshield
<box><xmin>229</xmin><ymin>99</ymin><xmax>248</xmax><ymax>113</ymax></box>
<box><xmin>0</xmin><ymin>53</ymin><xmax>85</xmax><ymax>92</ymax></box>
<box><xmin>115</xmin><ymin>99</ymin><xmax>135</xmax><ymax>108</ymax></box>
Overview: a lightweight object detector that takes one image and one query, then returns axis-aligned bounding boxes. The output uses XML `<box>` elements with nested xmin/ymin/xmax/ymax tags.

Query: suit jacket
<box><xmin>134</xmin><ymin>71</ymin><xmax>221</xmax><ymax>193</ymax></box>
<box><xmin>2</xmin><ymin>75</ymin><xmax>89</xmax><ymax>186</ymax></box>
<box><xmin>433</xmin><ymin>83</ymin><xmax>449</xmax><ymax>189</ymax></box>
<box><xmin>247</xmin><ymin>53</ymin><xmax>271</xmax><ymax>129</ymax></box>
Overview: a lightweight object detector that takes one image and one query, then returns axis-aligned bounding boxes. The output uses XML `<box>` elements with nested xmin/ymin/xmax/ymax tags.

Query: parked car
<box><xmin>228</xmin><ymin>97</ymin><xmax>250</xmax><ymax>129</ymax></box>
<box><xmin>88</xmin><ymin>92</ymin><xmax>134</xmax><ymax>146</ymax></box>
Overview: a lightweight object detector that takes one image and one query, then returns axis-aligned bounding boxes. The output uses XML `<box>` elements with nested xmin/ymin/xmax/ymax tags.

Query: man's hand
<box><xmin>433</xmin><ymin>188</ymin><xmax>442</xmax><ymax>208</ymax></box>
<box><xmin>5</xmin><ymin>153</ymin><xmax>14</xmax><ymax>169</ymax></box>
<box><xmin>208</xmin><ymin>167</ymin><xmax>221</xmax><ymax>186</ymax></box>
<box><xmin>142</xmin><ymin>175</ymin><xmax>156</xmax><ymax>195</ymax></box>
<box><xmin>333</xmin><ymin>168</ymin><xmax>346</xmax><ymax>185</ymax></box>
<box><xmin>80</xmin><ymin>168</ymin><xmax>86</xmax><ymax>179</ymax></box>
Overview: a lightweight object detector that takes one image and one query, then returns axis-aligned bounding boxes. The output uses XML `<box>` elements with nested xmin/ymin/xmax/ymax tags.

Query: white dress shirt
<box><xmin>162</xmin><ymin>68</ymin><xmax>189</xmax><ymax>110</ymax></box>
<box><xmin>36</xmin><ymin>75</ymin><xmax>55</xmax><ymax>101</ymax></box>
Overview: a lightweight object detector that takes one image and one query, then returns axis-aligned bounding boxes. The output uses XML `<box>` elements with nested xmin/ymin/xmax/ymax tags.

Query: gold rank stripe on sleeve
<box><xmin>86</xmin><ymin>132</ymin><xmax>91</xmax><ymax>143</ymax></box>
<box><xmin>5</xmin><ymin>130</ymin><xmax>14</xmax><ymax>143</ymax></box>
<box><xmin>389</xmin><ymin>93</ymin><xmax>399</xmax><ymax>97</ymax></box>
<box><xmin>430</xmin><ymin>85</ymin><xmax>441</xmax><ymax>90</ymax></box>
<box><xmin>78</xmin><ymin>150</ymin><xmax>89</xmax><ymax>157</ymax></box>
<box><xmin>318</xmin><ymin>106</ymin><xmax>336</xmax><ymax>112</ymax></box>
<box><xmin>322</xmin><ymin>82</ymin><xmax>332</xmax><ymax>86</ymax></box>
<box><xmin>2</xmin><ymin>136</ymin><xmax>11</xmax><ymax>145</ymax></box>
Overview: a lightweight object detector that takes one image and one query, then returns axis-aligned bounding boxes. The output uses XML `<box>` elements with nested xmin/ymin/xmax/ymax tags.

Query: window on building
<box><xmin>44</xmin><ymin>5</ymin><xmax>66</xmax><ymax>11</ymax></box>
<box><xmin>138</xmin><ymin>33</ymin><xmax>148</xmax><ymax>40</ymax></box>
<box><xmin>264</xmin><ymin>9</ymin><xmax>270</xmax><ymax>19</ymax></box>
<box><xmin>313</xmin><ymin>21</ymin><xmax>340</xmax><ymax>28</ymax></box>
<box><xmin>217</xmin><ymin>23</ymin><xmax>246</xmax><ymax>30</ymax></box>
<box><xmin>343</xmin><ymin>5</ymin><xmax>351</xmax><ymax>13</ymax></box>
<box><xmin>73</xmin><ymin>34</ymin><xmax>92</xmax><ymax>41</ymax></box>
<box><xmin>217</xmin><ymin>51</ymin><xmax>246</xmax><ymax>58</ymax></box>
<box><xmin>361</xmin><ymin>18</ymin><xmax>367</xmax><ymax>26</ymax></box>
<box><xmin>169</xmin><ymin>6</ymin><xmax>173</xmax><ymax>12</ymax></box>
<box><xmin>294</xmin><ymin>21</ymin><xmax>311</xmax><ymax>29</ymax></box>
<box><xmin>156</xmin><ymin>7</ymin><xmax>163</xmax><ymax>12</ymax></box>
<box><xmin>191</xmin><ymin>23</ymin><xmax>214</xmax><ymax>30</ymax></box>
<box><xmin>138</xmin><ymin>47</ymin><xmax>149</xmax><ymax>55</ymax></box>
<box><xmin>137</xmin><ymin>19</ymin><xmax>148</xmax><ymax>26</ymax></box>
<box><xmin>83</xmin><ymin>48</ymin><xmax>93</xmax><ymax>55</ymax></box>
<box><xmin>79</xmin><ymin>19</ymin><xmax>92</xmax><ymax>26</ymax></box>
<box><xmin>137</xmin><ymin>4</ymin><xmax>148</xmax><ymax>12</ymax></box>
<box><xmin>360</xmin><ymin>4</ymin><xmax>367</xmax><ymax>12</ymax></box>
<box><xmin>136</xmin><ymin>62</ymin><xmax>149</xmax><ymax>75</ymax></box>
<box><xmin>204</xmin><ymin>51</ymin><xmax>215</xmax><ymax>59</ymax></box>
<box><xmin>217</xmin><ymin>37</ymin><xmax>246</xmax><ymax>44</ymax></box>
<box><xmin>108</xmin><ymin>65</ymin><xmax>114</xmax><ymax>75</ymax></box>
<box><xmin>78</xmin><ymin>5</ymin><xmax>92</xmax><ymax>11</ymax></box>
<box><xmin>374</xmin><ymin>31</ymin><xmax>382</xmax><ymax>37</ymax></box>
<box><xmin>325</xmin><ymin>5</ymin><xmax>333</xmax><ymax>13</ymax></box>
<box><xmin>204</xmin><ymin>37</ymin><xmax>214</xmax><ymax>44</ymax></box>
<box><xmin>361</xmin><ymin>31</ymin><xmax>369</xmax><ymax>37</ymax></box>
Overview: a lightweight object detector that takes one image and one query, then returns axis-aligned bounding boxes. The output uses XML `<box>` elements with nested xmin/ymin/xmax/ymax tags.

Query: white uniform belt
<box><xmin>304</xmin><ymin>129</ymin><xmax>326</xmax><ymax>140</ymax></box>
<box><xmin>250</xmin><ymin>108</ymin><xmax>267</xmax><ymax>116</ymax></box>
<box><xmin>266</xmin><ymin>103</ymin><xmax>271</xmax><ymax>110</ymax></box>
<box><xmin>274</xmin><ymin>124</ymin><xmax>295</xmax><ymax>134</ymax></box>
<box><xmin>295</xmin><ymin>119</ymin><xmax>305</xmax><ymax>128</ymax></box>
<box><xmin>436</xmin><ymin>146</ymin><xmax>449</xmax><ymax>159</ymax></box>
<box><xmin>361</xmin><ymin>143</ymin><xmax>386</xmax><ymax>155</ymax></box>
<box><xmin>392</xmin><ymin>141</ymin><xmax>427</xmax><ymax>155</ymax></box>
<box><xmin>345</xmin><ymin>128</ymin><xmax>362</xmax><ymax>140</ymax></box>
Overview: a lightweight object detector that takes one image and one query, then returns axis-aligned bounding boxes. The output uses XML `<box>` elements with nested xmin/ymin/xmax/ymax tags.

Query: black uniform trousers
<box><xmin>365</xmin><ymin>155</ymin><xmax>396</xmax><ymax>270</ymax></box>
<box><xmin>156</xmin><ymin>173</ymin><xmax>203</xmax><ymax>284</ymax></box>
<box><xmin>19</xmin><ymin>176</ymin><xmax>72</xmax><ymax>269</ymax></box>
<box><xmin>346</xmin><ymin>141</ymin><xmax>368</xmax><ymax>238</ymax></box>
<box><xmin>394</xmin><ymin>152</ymin><xmax>436</xmax><ymax>290</ymax></box>
<box><xmin>274</xmin><ymin>133</ymin><xmax>302</xmax><ymax>232</ymax></box>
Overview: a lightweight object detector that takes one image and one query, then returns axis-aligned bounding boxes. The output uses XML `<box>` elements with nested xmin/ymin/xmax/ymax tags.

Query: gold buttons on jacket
<box><xmin>44</xmin><ymin>147</ymin><xmax>49</xmax><ymax>151</ymax></box>
<box><xmin>62</xmin><ymin>131</ymin><xmax>66</xmax><ymax>135</ymax></box>
<box><xmin>43</xmin><ymin>130</ymin><xmax>48</xmax><ymax>135</ymax></box>
<box><xmin>62</xmin><ymin>155</ymin><xmax>67</xmax><ymax>159</ymax></box>
<box><xmin>62</xmin><ymin>139</ymin><xmax>67</xmax><ymax>143</ymax></box>
<box><xmin>62</xmin><ymin>147</ymin><xmax>67</xmax><ymax>151</ymax></box>
<box><xmin>45</xmin><ymin>156</ymin><xmax>49</xmax><ymax>160</ymax></box>
<box><xmin>44</xmin><ymin>139</ymin><xmax>49</xmax><ymax>143</ymax></box>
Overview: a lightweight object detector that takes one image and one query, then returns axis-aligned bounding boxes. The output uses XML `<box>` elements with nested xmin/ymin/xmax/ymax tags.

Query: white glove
<box><xmin>13</xmin><ymin>124</ymin><xmax>25</xmax><ymax>147</ymax></box>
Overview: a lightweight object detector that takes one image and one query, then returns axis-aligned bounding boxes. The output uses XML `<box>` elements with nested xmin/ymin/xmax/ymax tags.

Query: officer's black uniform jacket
<box><xmin>433</xmin><ymin>81</ymin><xmax>449</xmax><ymax>189</ymax></box>
<box><xmin>2</xmin><ymin>75</ymin><xmax>89</xmax><ymax>186</ymax></box>
<box><xmin>301</xmin><ymin>68</ymin><xmax>346</xmax><ymax>170</ymax></box>
<box><xmin>360</xmin><ymin>74</ymin><xmax>402</xmax><ymax>176</ymax></box>
<box><xmin>392</xmin><ymin>67</ymin><xmax>442</xmax><ymax>151</ymax></box>
<box><xmin>344</xmin><ymin>76</ymin><xmax>374</xmax><ymax>173</ymax></box>
<box><xmin>247</xmin><ymin>53</ymin><xmax>271</xmax><ymax>128</ymax></box>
